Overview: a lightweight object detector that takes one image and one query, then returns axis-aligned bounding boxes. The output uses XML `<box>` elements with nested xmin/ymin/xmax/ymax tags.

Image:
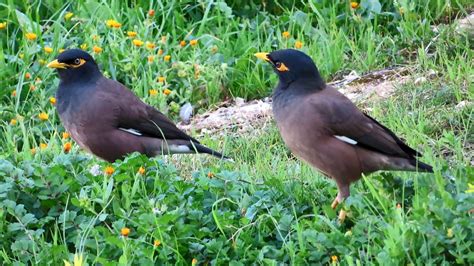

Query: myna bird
<box><xmin>47</xmin><ymin>49</ymin><xmax>228</xmax><ymax>162</ymax></box>
<box><xmin>255</xmin><ymin>49</ymin><xmax>433</xmax><ymax>210</ymax></box>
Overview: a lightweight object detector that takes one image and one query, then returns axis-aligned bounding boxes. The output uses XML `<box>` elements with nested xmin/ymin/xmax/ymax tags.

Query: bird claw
<box><xmin>338</xmin><ymin>210</ymin><xmax>347</xmax><ymax>222</ymax></box>
<box><xmin>331</xmin><ymin>198</ymin><xmax>339</xmax><ymax>209</ymax></box>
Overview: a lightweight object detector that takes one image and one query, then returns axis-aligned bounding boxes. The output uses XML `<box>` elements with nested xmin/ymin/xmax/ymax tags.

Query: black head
<box><xmin>47</xmin><ymin>49</ymin><xmax>101</xmax><ymax>82</ymax></box>
<box><xmin>255</xmin><ymin>49</ymin><xmax>325</xmax><ymax>89</ymax></box>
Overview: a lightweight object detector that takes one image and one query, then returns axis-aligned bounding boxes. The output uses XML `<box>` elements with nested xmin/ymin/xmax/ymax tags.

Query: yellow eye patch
<box><xmin>276</xmin><ymin>62</ymin><xmax>289</xmax><ymax>72</ymax></box>
<box><xmin>69</xmin><ymin>59</ymin><xmax>86</xmax><ymax>68</ymax></box>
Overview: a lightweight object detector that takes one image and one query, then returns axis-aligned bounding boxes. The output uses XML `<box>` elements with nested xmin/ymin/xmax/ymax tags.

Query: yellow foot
<box><xmin>338</xmin><ymin>210</ymin><xmax>347</xmax><ymax>222</ymax></box>
<box><xmin>331</xmin><ymin>198</ymin><xmax>339</xmax><ymax>209</ymax></box>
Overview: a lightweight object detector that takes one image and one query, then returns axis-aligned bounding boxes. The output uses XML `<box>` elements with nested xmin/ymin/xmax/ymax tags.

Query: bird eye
<box><xmin>275</xmin><ymin>62</ymin><xmax>282</xmax><ymax>68</ymax></box>
<box><xmin>74</xmin><ymin>58</ymin><xmax>81</xmax><ymax>65</ymax></box>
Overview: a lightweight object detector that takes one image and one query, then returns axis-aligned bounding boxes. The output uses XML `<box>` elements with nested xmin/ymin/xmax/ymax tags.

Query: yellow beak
<box><xmin>254</xmin><ymin>52</ymin><xmax>270</xmax><ymax>62</ymax></box>
<box><xmin>47</xmin><ymin>59</ymin><xmax>67</xmax><ymax>69</ymax></box>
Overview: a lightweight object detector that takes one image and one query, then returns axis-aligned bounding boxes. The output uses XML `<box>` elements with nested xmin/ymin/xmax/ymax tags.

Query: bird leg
<box><xmin>331</xmin><ymin>183</ymin><xmax>350</xmax><ymax>222</ymax></box>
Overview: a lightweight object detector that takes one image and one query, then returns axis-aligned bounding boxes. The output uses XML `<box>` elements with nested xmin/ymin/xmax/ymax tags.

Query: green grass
<box><xmin>0</xmin><ymin>0</ymin><xmax>473</xmax><ymax>265</ymax></box>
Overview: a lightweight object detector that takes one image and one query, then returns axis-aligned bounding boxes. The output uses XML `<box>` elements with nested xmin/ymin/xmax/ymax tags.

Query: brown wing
<box><xmin>312</xmin><ymin>87</ymin><xmax>420</xmax><ymax>158</ymax></box>
<box><xmin>98</xmin><ymin>78</ymin><xmax>199</xmax><ymax>143</ymax></box>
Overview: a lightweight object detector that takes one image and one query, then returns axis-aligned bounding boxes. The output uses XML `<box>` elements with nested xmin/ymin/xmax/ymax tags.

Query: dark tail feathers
<box><xmin>190</xmin><ymin>143</ymin><xmax>232</xmax><ymax>161</ymax></box>
<box><xmin>410</xmin><ymin>158</ymin><xmax>433</xmax><ymax>173</ymax></box>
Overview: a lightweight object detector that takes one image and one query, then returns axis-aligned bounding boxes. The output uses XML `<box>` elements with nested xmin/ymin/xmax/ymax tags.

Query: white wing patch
<box><xmin>169</xmin><ymin>145</ymin><xmax>191</xmax><ymax>153</ymax></box>
<box><xmin>335</xmin><ymin>135</ymin><xmax>358</xmax><ymax>145</ymax></box>
<box><xmin>119</xmin><ymin>127</ymin><xmax>142</xmax><ymax>136</ymax></box>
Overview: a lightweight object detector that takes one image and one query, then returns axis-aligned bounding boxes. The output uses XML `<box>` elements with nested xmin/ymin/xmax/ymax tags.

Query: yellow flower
<box><xmin>64</xmin><ymin>12</ymin><xmax>74</xmax><ymax>21</ymax></box>
<box><xmin>138</xmin><ymin>166</ymin><xmax>146</xmax><ymax>175</ymax></box>
<box><xmin>282</xmin><ymin>31</ymin><xmax>290</xmax><ymax>38</ymax></box>
<box><xmin>49</xmin><ymin>97</ymin><xmax>57</xmax><ymax>105</ymax></box>
<box><xmin>147</xmin><ymin>55</ymin><xmax>154</xmax><ymax>63</ymax></box>
<box><xmin>11</xmin><ymin>90</ymin><xmax>16</xmax><ymax>97</ymax></box>
<box><xmin>63</xmin><ymin>142</ymin><xmax>72</xmax><ymax>153</ymax></box>
<box><xmin>157</xmin><ymin>49</ymin><xmax>164</xmax><ymax>55</ymax></box>
<box><xmin>207</xmin><ymin>172</ymin><xmax>214</xmax><ymax>178</ymax></box>
<box><xmin>331</xmin><ymin>255</ymin><xmax>338</xmax><ymax>263</ymax></box>
<box><xmin>163</xmin><ymin>89</ymin><xmax>172</xmax><ymax>96</ymax></box>
<box><xmin>180</xmin><ymin>40</ymin><xmax>186</xmax><ymax>47</ymax></box>
<box><xmin>19</xmin><ymin>53</ymin><xmax>24</xmax><ymax>59</ymax></box>
<box><xmin>25</xmin><ymin>72</ymin><xmax>31</xmax><ymax>79</ymax></box>
<box><xmin>10</xmin><ymin>119</ymin><xmax>17</xmax><ymax>126</ymax></box>
<box><xmin>121</xmin><ymin>227</ymin><xmax>130</xmax><ymax>237</ymax></box>
<box><xmin>447</xmin><ymin>228</ymin><xmax>454</xmax><ymax>238</ymax></box>
<box><xmin>44</xmin><ymin>46</ymin><xmax>53</xmax><ymax>53</ymax></box>
<box><xmin>104</xmin><ymin>166</ymin><xmax>114</xmax><ymax>176</ymax></box>
<box><xmin>153</xmin><ymin>239</ymin><xmax>161</xmax><ymax>247</ymax></box>
<box><xmin>63</xmin><ymin>253</ymin><xmax>84</xmax><ymax>266</ymax></box>
<box><xmin>59</xmin><ymin>49</ymin><xmax>65</xmax><ymax>53</ymax></box>
<box><xmin>29</xmin><ymin>84</ymin><xmax>36</xmax><ymax>92</ymax></box>
<box><xmin>38</xmin><ymin>112</ymin><xmax>49</xmax><ymax>121</ymax></box>
<box><xmin>25</xmin><ymin>32</ymin><xmax>37</xmax><ymax>41</ymax></box>
<box><xmin>80</xmin><ymin>43</ymin><xmax>88</xmax><ymax>50</ymax></box>
<box><xmin>295</xmin><ymin>41</ymin><xmax>303</xmax><ymax>49</ymax></box>
<box><xmin>62</xmin><ymin>132</ymin><xmax>70</xmax><ymax>139</ymax></box>
<box><xmin>190</xmin><ymin>39</ymin><xmax>198</xmax><ymax>46</ymax></box>
<box><xmin>148</xmin><ymin>9</ymin><xmax>155</xmax><ymax>17</ymax></box>
<box><xmin>211</xmin><ymin>45</ymin><xmax>218</xmax><ymax>53</ymax></box>
<box><xmin>157</xmin><ymin>76</ymin><xmax>165</xmax><ymax>83</ymax></box>
<box><xmin>106</xmin><ymin>19</ymin><xmax>121</xmax><ymax>28</ymax></box>
<box><xmin>127</xmin><ymin>31</ymin><xmax>137</xmax><ymax>38</ymax></box>
<box><xmin>191</xmin><ymin>258</ymin><xmax>197</xmax><ymax>265</ymax></box>
<box><xmin>146</xmin><ymin>42</ymin><xmax>155</xmax><ymax>50</ymax></box>
<box><xmin>467</xmin><ymin>183</ymin><xmax>474</xmax><ymax>193</ymax></box>
<box><xmin>132</xmin><ymin>39</ymin><xmax>144</xmax><ymax>47</ymax></box>
<box><xmin>93</xmin><ymin>46</ymin><xmax>102</xmax><ymax>54</ymax></box>
<box><xmin>351</xmin><ymin>2</ymin><xmax>359</xmax><ymax>9</ymax></box>
<box><xmin>0</xmin><ymin>22</ymin><xmax>6</xmax><ymax>30</ymax></box>
<box><xmin>40</xmin><ymin>143</ymin><xmax>48</xmax><ymax>150</ymax></box>
<box><xmin>30</xmin><ymin>148</ymin><xmax>36</xmax><ymax>155</ymax></box>
<box><xmin>164</xmin><ymin>55</ymin><xmax>171</xmax><ymax>62</ymax></box>
<box><xmin>161</xmin><ymin>36</ymin><xmax>167</xmax><ymax>44</ymax></box>
<box><xmin>149</xmin><ymin>89</ymin><xmax>158</xmax><ymax>96</ymax></box>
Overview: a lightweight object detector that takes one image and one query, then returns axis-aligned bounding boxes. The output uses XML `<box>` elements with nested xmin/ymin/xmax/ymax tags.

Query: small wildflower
<box><xmin>295</xmin><ymin>41</ymin><xmax>303</xmax><ymax>49</ymax></box>
<box><xmin>64</xmin><ymin>12</ymin><xmax>74</xmax><ymax>21</ymax></box>
<box><xmin>62</xmin><ymin>132</ymin><xmax>70</xmax><ymax>139</ymax></box>
<box><xmin>59</xmin><ymin>49</ymin><xmax>65</xmax><ymax>53</ymax></box>
<box><xmin>153</xmin><ymin>239</ymin><xmax>161</xmax><ymax>247</ymax></box>
<box><xmin>191</xmin><ymin>258</ymin><xmax>197</xmax><ymax>265</ymax></box>
<box><xmin>104</xmin><ymin>166</ymin><xmax>115</xmax><ymax>176</ymax></box>
<box><xmin>120</xmin><ymin>227</ymin><xmax>130</xmax><ymax>237</ymax></box>
<box><xmin>447</xmin><ymin>228</ymin><xmax>453</xmax><ymax>238</ymax></box>
<box><xmin>93</xmin><ymin>45</ymin><xmax>102</xmax><ymax>54</ymax></box>
<box><xmin>49</xmin><ymin>97</ymin><xmax>57</xmax><ymax>105</ymax></box>
<box><xmin>351</xmin><ymin>2</ymin><xmax>359</xmax><ymax>9</ymax></box>
<box><xmin>396</xmin><ymin>203</ymin><xmax>402</xmax><ymax>209</ymax></box>
<box><xmin>44</xmin><ymin>46</ymin><xmax>53</xmax><ymax>53</ymax></box>
<box><xmin>210</xmin><ymin>45</ymin><xmax>218</xmax><ymax>53</ymax></box>
<box><xmin>40</xmin><ymin>143</ymin><xmax>48</xmax><ymax>150</ymax></box>
<box><xmin>157</xmin><ymin>76</ymin><xmax>165</xmax><ymax>83</ymax></box>
<box><xmin>138</xmin><ymin>166</ymin><xmax>146</xmax><ymax>175</ymax></box>
<box><xmin>207</xmin><ymin>172</ymin><xmax>214</xmax><ymax>178</ymax></box>
<box><xmin>29</xmin><ymin>84</ymin><xmax>36</xmax><ymax>92</ymax></box>
<box><xmin>0</xmin><ymin>22</ymin><xmax>6</xmax><ymax>30</ymax></box>
<box><xmin>19</xmin><ymin>53</ymin><xmax>24</xmax><ymax>59</ymax></box>
<box><xmin>190</xmin><ymin>39</ymin><xmax>198</xmax><ymax>46</ymax></box>
<box><xmin>282</xmin><ymin>31</ymin><xmax>290</xmax><ymax>38</ymax></box>
<box><xmin>80</xmin><ymin>43</ymin><xmax>88</xmax><ymax>50</ymax></box>
<box><xmin>127</xmin><ymin>31</ymin><xmax>137</xmax><ymax>38</ymax></box>
<box><xmin>157</xmin><ymin>49</ymin><xmax>163</xmax><ymax>55</ymax></box>
<box><xmin>148</xmin><ymin>9</ymin><xmax>155</xmax><ymax>17</ymax></box>
<box><xmin>161</xmin><ymin>36</ymin><xmax>167</xmax><ymax>43</ymax></box>
<box><xmin>106</xmin><ymin>19</ymin><xmax>121</xmax><ymax>28</ymax></box>
<box><xmin>25</xmin><ymin>32</ymin><xmax>37</xmax><ymax>41</ymax></box>
<box><xmin>10</xmin><ymin>119</ymin><xmax>17</xmax><ymax>125</ymax></box>
<box><xmin>147</xmin><ymin>55</ymin><xmax>154</xmax><ymax>63</ymax></box>
<box><xmin>331</xmin><ymin>255</ymin><xmax>338</xmax><ymax>263</ymax></box>
<box><xmin>11</xmin><ymin>90</ymin><xmax>17</xmax><ymax>97</ymax></box>
<box><xmin>39</xmin><ymin>59</ymin><xmax>47</xmax><ymax>65</ymax></box>
<box><xmin>164</xmin><ymin>55</ymin><xmax>171</xmax><ymax>62</ymax></box>
<box><xmin>149</xmin><ymin>89</ymin><xmax>158</xmax><ymax>96</ymax></box>
<box><xmin>466</xmin><ymin>183</ymin><xmax>474</xmax><ymax>193</ymax></box>
<box><xmin>31</xmin><ymin>148</ymin><xmax>36</xmax><ymax>155</ymax></box>
<box><xmin>25</xmin><ymin>72</ymin><xmax>31</xmax><ymax>79</ymax></box>
<box><xmin>132</xmin><ymin>39</ymin><xmax>144</xmax><ymax>47</ymax></box>
<box><xmin>38</xmin><ymin>112</ymin><xmax>49</xmax><ymax>121</ymax></box>
<box><xmin>63</xmin><ymin>142</ymin><xmax>72</xmax><ymax>153</ymax></box>
<box><xmin>180</xmin><ymin>40</ymin><xmax>186</xmax><ymax>47</ymax></box>
<box><xmin>163</xmin><ymin>89</ymin><xmax>172</xmax><ymax>96</ymax></box>
<box><xmin>146</xmin><ymin>42</ymin><xmax>155</xmax><ymax>50</ymax></box>
<box><xmin>35</xmin><ymin>77</ymin><xmax>42</xmax><ymax>84</ymax></box>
